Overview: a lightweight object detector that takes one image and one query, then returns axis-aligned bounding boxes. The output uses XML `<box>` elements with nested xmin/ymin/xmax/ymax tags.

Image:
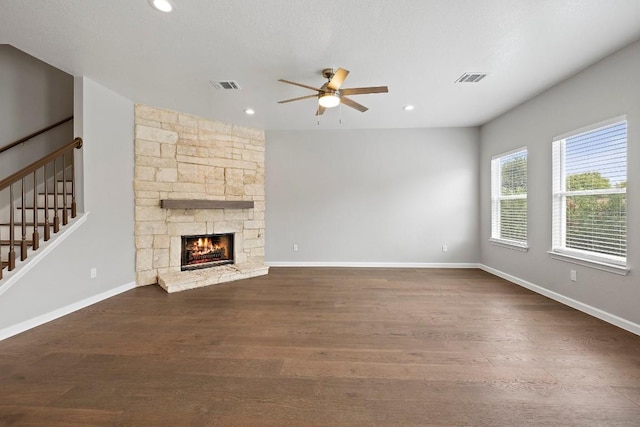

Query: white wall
<box><xmin>265</xmin><ymin>128</ymin><xmax>480</xmax><ymax>265</ymax></box>
<box><xmin>480</xmin><ymin>41</ymin><xmax>640</xmax><ymax>327</ymax></box>
<box><xmin>0</xmin><ymin>77</ymin><xmax>135</xmax><ymax>333</ymax></box>
<box><xmin>0</xmin><ymin>45</ymin><xmax>73</xmax><ymax>177</ymax></box>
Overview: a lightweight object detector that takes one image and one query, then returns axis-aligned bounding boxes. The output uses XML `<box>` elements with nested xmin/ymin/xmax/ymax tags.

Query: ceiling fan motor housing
<box><xmin>322</xmin><ymin>68</ymin><xmax>335</xmax><ymax>79</ymax></box>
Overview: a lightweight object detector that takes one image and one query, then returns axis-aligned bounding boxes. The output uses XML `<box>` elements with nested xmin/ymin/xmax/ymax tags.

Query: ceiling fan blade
<box><xmin>327</xmin><ymin>68</ymin><xmax>349</xmax><ymax>90</ymax></box>
<box><xmin>340</xmin><ymin>96</ymin><xmax>368</xmax><ymax>112</ymax></box>
<box><xmin>340</xmin><ymin>86</ymin><xmax>389</xmax><ymax>96</ymax></box>
<box><xmin>278</xmin><ymin>94</ymin><xmax>319</xmax><ymax>104</ymax></box>
<box><xmin>278</xmin><ymin>79</ymin><xmax>321</xmax><ymax>92</ymax></box>
<box><xmin>316</xmin><ymin>105</ymin><xmax>326</xmax><ymax>116</ymax></box>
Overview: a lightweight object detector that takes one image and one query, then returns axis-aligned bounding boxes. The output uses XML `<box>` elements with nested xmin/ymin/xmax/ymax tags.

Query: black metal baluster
<box><xmin>32</xmin><ymin>170</ymin><xmax>39</xmax><ymax>250</ymax></box>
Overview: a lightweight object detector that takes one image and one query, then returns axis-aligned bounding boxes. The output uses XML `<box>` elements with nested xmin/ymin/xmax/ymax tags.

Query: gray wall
<box><xmin>480</xmin><ymin>40</ymin><xmax>640</xmax><ymax>325</ymax></box>
<box><xmin>265</xmin><ymin>128</ymin><xmax>480</xmax><ymax>264</ymax></box>
<box><xmin>0</xmin><ymin>45</ymin><xmax>73</xmax><ymax>177</ymax></box>
<box><xmin>0</xmin><ymin>76</ymin><xmax>135</xmax><ymax>331</ymax></box>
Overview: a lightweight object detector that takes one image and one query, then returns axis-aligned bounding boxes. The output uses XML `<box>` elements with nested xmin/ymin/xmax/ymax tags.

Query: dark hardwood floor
<box><xmin>1</xmin><ymin>267</ymin><xmax>639</xmax><ymax>426</ymax></box>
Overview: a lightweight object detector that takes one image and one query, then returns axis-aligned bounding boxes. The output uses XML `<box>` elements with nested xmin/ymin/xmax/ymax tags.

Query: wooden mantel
<box><xmin>160</xmin><ymin>199</ymin><xmax>254</xmax><ymax>209</ymax></box>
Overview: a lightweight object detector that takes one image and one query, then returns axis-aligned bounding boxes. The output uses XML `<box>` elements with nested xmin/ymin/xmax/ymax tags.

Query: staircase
<box><xmin>0</xmin><ymin>118</ymin><xmax>82</xmax><ymax>282</ymax></box>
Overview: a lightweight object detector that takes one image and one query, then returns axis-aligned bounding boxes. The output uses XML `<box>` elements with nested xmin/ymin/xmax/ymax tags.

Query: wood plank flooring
<box><xmin>1</xmin><ymin>267</ymin><xmax>639</xmax><ymax>426</ymax></box>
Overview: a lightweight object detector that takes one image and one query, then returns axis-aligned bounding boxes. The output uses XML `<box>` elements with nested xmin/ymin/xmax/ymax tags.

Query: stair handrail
<box><xmin>0</xmin><ymin>138</ymin><xmax>83</xmax><ymax>192</ymax></box>
<box><xmin>0</xmin><ymin>116</ymin><xmax>73</xmax><ymax>156</ymax></box>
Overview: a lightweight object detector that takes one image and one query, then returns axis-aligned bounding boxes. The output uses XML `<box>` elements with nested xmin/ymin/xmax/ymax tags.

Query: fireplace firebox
<box><xmin>181</xmin><ymin>233</ymin><xmax>234</xmax><ymax>271</ymax></box>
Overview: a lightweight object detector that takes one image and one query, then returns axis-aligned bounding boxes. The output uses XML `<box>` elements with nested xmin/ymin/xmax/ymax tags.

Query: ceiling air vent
<box><xmin>455</xmin><ymin>73</ymin><xmax>487</xmax><ymax>83</ymax></box>
<box><xmin>210</xmin><ymin>80</ymin><xmax>241</xmax><ymax>90</ymax></box>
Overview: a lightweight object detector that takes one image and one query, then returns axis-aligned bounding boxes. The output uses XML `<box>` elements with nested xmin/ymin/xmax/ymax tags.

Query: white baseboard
<box><xmin>266</xmin><ymin>261</ymin><xmax>481</xmax><ymax>268</ymax></box>
<box><xmin>480</xmin><ymin>264</ymin><xmax>640</xmax><ymax>337</ymax></box>
<box><xmin>0</xmin><ymin>281</ymin><xmax>136</xmax><ymax>341</ymax></box>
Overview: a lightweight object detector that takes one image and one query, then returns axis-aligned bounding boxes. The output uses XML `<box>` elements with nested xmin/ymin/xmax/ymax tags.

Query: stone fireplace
<box><xmin>133</xmin><ymin>104</ymin><xmax>268</xmax><ymax>292</ymax></box>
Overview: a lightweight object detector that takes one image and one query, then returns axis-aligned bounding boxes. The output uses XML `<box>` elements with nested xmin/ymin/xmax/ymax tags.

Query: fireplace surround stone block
<box><xmin>157</xmin><ymin>262</ymin><xmax>269</xmax><ymax>293</ymax></box>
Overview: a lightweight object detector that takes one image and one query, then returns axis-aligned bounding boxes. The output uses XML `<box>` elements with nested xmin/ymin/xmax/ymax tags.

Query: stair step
<box><xmin>0</xmin><ymin>224</ymin><xmax>62</xmax><ymax>240</ymax></box>
<box><xmin>0</xmin><ymin>240</ymin><xmax>34</xmax><ymax>247</ymax></box>
<box><xmin>54</xmin><ymin>180</ymin><xmax>74</xmax><ymax>192</ymax></box>
<box><xmin>11</xmin><ymin>208</ymin><xmax>71</xmax><ymax>223</ymax></box>
<box><xmin>0</xmin><ymin>221</ymin><xmax>51</xmax><ymax>227</ymax></box>
<box><xmin>0</xmin><ymin>222</ymin><xmax>50</xmax><ymax>227</ymax></box>
<box><xmin>31</xmin><ymin>180</ymin><xmax>74</xmax><ymax>195</ymax></box>
<box><xmin>16</xmin><ymin>206</ymin><xmax>71</xmax><ymax>210</ymax></box>
<box><xmin>36</xmin><ymin>194</ymin><xmax>73</xmax><ymax>206</ymax></box>
<box><xmin>39</xmin><ymin>190</ymin><xmax>72</xmax><ymax>194</ymax></box>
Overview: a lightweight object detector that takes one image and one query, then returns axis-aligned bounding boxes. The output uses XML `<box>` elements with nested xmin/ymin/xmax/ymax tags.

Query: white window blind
<box><xmin>491</xmin><ymin>148</ymin><xmax>527</xmax><ymax>247</ymax></box>
<box><xmin>552</xmin><ymin>118</ymin><xmax>627</xmax><ymax>266</ymax></box>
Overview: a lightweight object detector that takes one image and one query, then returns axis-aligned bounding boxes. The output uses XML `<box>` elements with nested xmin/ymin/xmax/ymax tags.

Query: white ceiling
<box><xmin>1</xmin><ymin>0</ymin><xmax>639</xmax><ymax>130</ymax></box>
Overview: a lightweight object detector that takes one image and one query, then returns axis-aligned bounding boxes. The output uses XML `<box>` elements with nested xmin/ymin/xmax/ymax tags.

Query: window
<box><xmin>491</xmin><ymin>148</ymin><xmax>527</xmax><ymax>249</ymax></box>
<box><xmin>551</xmin><ymin>118</ymin><xmax>627</xmax><ymax>270</ymax></box>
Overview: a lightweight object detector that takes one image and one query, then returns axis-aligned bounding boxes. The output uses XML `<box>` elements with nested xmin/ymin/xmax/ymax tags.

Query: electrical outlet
<box><xmin>570</xmin><ymin>270</ymin><xmax>577</xmax><ymax>282</ymax></box>
<box><xmin>90</xmin><ymin>268</ymin><xmax>97</xmax><ymax>279</ymax></box>
<box><xmin>293</xmin><ymin>243</ymin><xmax>299</xmax><ymax>252</ymax></box>
<box><xmin>442</xmin><ymin>245</ymin><xmax>448</xmax><ymax>252</ymax></box>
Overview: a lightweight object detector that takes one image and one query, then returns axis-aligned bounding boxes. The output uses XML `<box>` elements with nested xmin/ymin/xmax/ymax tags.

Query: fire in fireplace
<box><xmin>181</xmin><ymin>233</ymin><xmax>234</xmax><ymax>271</ymax></box>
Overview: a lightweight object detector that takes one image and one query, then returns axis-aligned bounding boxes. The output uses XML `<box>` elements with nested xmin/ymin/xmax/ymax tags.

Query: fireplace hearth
<box><xmin>181</xmin><ymin>233</ymin><xmax>234</xmax><ymax>271</ymax></box>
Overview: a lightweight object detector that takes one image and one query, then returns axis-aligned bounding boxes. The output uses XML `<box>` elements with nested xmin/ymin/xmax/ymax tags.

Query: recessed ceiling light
<box><xmin>148</xmin><ymin>0</ymin><xmax>173</xmax><ymax>12</ymax></box>
<box><xmin>244</xmin><ymin>108</ymin><xmax>255</xmax><ymax>115</ymax></box>
<box><xmin>403</xmin><ymin>105</ymin><xmax>415</xmax><ymax>111</ymax></box>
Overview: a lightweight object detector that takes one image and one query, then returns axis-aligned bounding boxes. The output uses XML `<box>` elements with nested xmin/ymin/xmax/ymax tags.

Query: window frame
<box><xmin>549</xmin><ymin>116</ymin><xmax>628</xmax><ymax>274</ymax></box>
<box><xmin>490</xmin><ymin>147</ymin><xmax>528</xmax><ymax>251</ymax></box>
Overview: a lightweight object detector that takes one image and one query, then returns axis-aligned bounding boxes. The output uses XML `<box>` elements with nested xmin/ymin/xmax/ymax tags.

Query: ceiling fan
<box><xmin>278</xmin><ymin>68</ymin><xmax>388</xmax><ymax>115</ymax></box>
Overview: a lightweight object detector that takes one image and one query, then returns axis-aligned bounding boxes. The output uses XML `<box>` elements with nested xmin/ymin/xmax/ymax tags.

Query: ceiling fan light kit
<box><xmin>318</xmin><ymin>92</ymin><xmax>340</xmax><ymax>108</ymax></box>
<box><xmin>278</xmin><ymin>67</ymin><xmax>388</xmax><ymax>116</ymax></box>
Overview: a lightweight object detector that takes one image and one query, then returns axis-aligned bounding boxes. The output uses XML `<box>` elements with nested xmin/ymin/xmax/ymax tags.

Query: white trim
<box><xmin>499</xmin><ymin>194</ymin><xmax>527</xmax><ymax>200</ymax></box>
<box><xmin>551</xmin><ymin>119</ymin><xmax>628</xmax><ymax>266</ymax></box>
<box><xmin>479</xmin><ymin>264</ymin><xmax>640</xmax><ymax>337</ymax></box>
<box><xmin>265</xmin><ymin>261</ymin><xmax>481</xmax><ymax>268</ymax></box>
<box><xmin>547</xmin><ymin>251</ymin><xmax>628</xmax><ymax>275</ymax></box>
<box><xmin>489</xmin><ymin>238</ymin><xmax>529</xmax><ymax>252</ymax></box>
<box><xmin>0</xmin><ymin>213</ymin><xmax>89</xmax><ymax>297</ymax></box>
<box><xmin>555</xmin><ymin>188</ymin><xmax>626</xmax><ymax>197</ymax></box>
<box><xmin>491</xmin><ymin>146</ymin><xmax>528</xmax><ymax>160</ymax></box>
<box><xmin>553</xmin><ymin>115</ymin><xmax>627</xmax><ymax>141</ymax></box>
<box><xmin>0</xmin><ymin>280</ymin><xmax>136</xmax><ymax>341</ymax></box>
<box><xmin>491</xmin><ymin>148</ymin><xmax>528</xmax><ymax>245</ymax></box>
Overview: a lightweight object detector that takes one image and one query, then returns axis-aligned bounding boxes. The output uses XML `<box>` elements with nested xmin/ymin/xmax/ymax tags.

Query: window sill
<box><xmin>547</xmin><ymin>251</ymin><xmax>629</xmax><ymax>276</ymax></box>
<box><xmin>489</xmin><ymin>238</ymin><xmax>529</xmax><ymax>252</ymax></box>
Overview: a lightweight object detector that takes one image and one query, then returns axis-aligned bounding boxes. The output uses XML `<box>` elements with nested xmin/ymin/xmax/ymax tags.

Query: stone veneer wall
<box><xmin>134</xmin><ymin>104</ymin><xmax>267</xmax><ymax>290</ymax></box>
